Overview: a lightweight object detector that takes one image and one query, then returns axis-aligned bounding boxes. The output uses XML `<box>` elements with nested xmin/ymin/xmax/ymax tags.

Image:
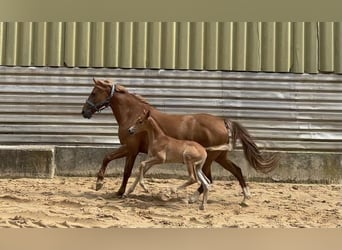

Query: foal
<box><xmin>126</xmin><ymin>110</ymin><xmax>232</xmax><ymax>210</ymax></box>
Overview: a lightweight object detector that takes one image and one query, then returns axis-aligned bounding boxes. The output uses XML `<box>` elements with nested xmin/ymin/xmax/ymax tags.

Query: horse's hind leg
<box><xmin>215</xmin><ymin>152</ymin><xmax>250</xmax><ymax>205</ymax></box>
<box><xmin>174</xmin><ymin>161</ymin><xmax>197</xmax><ymax>192</ymax></box>
<box><xmin>96</xmin><ymin>145</ymin><xmax>129</xmax><ymax>191</ymax></box>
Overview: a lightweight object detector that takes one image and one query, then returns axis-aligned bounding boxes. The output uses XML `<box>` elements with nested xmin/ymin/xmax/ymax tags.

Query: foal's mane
<box><xmin>115</xmin><ymin>84</ymin><xmax>151</xmax><ymax>106</ymax></box>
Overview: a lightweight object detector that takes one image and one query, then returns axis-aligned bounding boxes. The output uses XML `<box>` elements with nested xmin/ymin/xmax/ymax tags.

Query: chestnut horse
<box><xmin>82</xmin><ymin>79</ymin><xmax>279</xmax><ymax>204</ymax></box>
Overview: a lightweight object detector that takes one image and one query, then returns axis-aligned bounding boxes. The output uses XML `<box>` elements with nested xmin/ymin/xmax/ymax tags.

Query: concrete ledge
<box><xmin>55</xmin><ymin>146</ymin><xmax>342</xmax><ymax>184</ymax></box>
<box><xmin>0</xmin><ymin>146</ymin><xmax>55</xmax><ymax>178</ymax></box>
<box><xmin>1</xmin><ymin>145</ymin><xmax>340</xmax><ymax>183</ymax></box>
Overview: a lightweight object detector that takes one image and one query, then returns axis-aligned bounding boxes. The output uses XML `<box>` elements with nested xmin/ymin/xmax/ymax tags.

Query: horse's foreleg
<box><xmin>117</xmin><ymin>152</ymin><xmax>139</xmax><ymax>197</ymax></box>
<box><xmin>215</xmin><ymin>152</ymin><xmax>250</xmax><ymax>206</ymax></box>
<box><xmin>125</xmin><ymin>161</ymin><xmax>146</xmax><ymax>196</ymax></box>
<box><xmin>96</xmin><ymin>145</ymin><xmax>129</xmax><ymax>191</ymax></box>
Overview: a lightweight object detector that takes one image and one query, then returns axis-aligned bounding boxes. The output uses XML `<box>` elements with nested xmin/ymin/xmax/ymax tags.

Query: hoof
<box><xmin>95</xmin><ymin>181</ymin><xmax>104</xmax><ymax>191</ymax></box>
<box><xmin>188</xmin><ymin>191</ymin><xmax>200</xmax><ymax>204</ymax></box>
<box><xmin>199</xmin><ymin>204</ymin><xmax>205</xmax><ymax>210</ymax></box>
<box><xmin>170</xmin><ymin>187</ymin><xmax>177</xmax><ymax>194</ymax></box>
<box><xmin>239</xmin><ymin>201</ymin><xmax>249</xmax><ymax>207</ymax></box>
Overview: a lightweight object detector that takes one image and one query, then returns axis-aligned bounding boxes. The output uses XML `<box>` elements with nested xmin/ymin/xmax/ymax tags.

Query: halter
<box><xmin>86</xmin><ymin>84</ymin><xmax>115</xmax><ymax>113</ymax></box>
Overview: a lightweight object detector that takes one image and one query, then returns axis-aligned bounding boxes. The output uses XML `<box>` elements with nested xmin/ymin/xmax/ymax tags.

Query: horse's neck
<box><xmin>146</xmin><ymin>117</ymin><xmax>165</xmax><ymax>142</ymax></box>
<box><xmin>110</xmin><ymin>94</ymin><xmax>147</xmax><ymax>125</ymax></box>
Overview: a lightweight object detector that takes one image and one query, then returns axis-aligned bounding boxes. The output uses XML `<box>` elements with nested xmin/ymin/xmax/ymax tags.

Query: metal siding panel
<box><xmin>0</xmin><ymin>22</ymin><xmax>341</xmax><ymax>74</ymax></box>
<box><xmin>275</xmin><ymin>22</ymin><xmax>291</xmax><ymax>72</ymax></box>
<box><xmin>1</xmin><ymin>67</ymin><xmax>342</xmax><ymax>151</ymax></box>
<box><xmin>17</xmin><ymin>22</ymin><xmax>33</xmax><ymax>66</ymax></box>
<box><xmin>132</xmin><ymin>22</ymin><xmax>147</xmax><ymax>68</ymax></box>
<box><xmin>46</xmin><ymin>22</ymin><xmax>63</xmax><ymax>66</ymax></box>
<box><xmin>75</xmin><ymin>22</ymin><xmax>91</xmax><ymax>67</ymax></box>
<box><xmin>334</xmin><ymin>22</ymin><xmax>342</xmax><ymax>74</ymax></box>
<box><xmin>176</xmin><ymin>22</ymin><xmax>190</xmax><ymax>69</ymax></box>
<box><xmin>204</xmin><ymin>22</ymin><xmax>218</xmax><ymax>70</ymax></box>
<box><xmin>4</xmin><ymin>22</ymin><xmax>18</xmax><ymax>66</ymax></box>
<box><xmin>261</xmin><ymin>22</ymin><xmax>276</xmax><ymax>72</ymax></box>
<box><xmin>246</xmin><ymin>22</ymin><xmax>261</xmax><ymax>71</ymax></box>
<box><xmin>304</xmin><ymin>22</ymin><xmax>319</xmax><ymax>73</ymax></box>
<box><xmin>64</xmin><ymin>22</ymin><xmax>76</xmax><ymax>67</ymax></box>
<box><xmin>161</xmin><ymin>22</ymin><xmax>176</xmax><ymax>69</ymax></box>
<box><xmin>218</xmin><ymin>22</ymin><xmax>233</xmax><ymax>71</ymax></box>
<box><xmin>118</xmin><ymin>22</ymin><xmax>133</xmax><ymax>68</ymax></box>
<box><xmin>189</xmin><ymin>22</ymin><xmax>204</xmax><ymax>70</ymax></box>
<box><xmin>90</xmin><ymin>22</ymin><xmax>105</xmax><ymax>67</ymax></box>
<box><xmin>104</xmin><ymin>22</ymin><xmax>119</xmax><ymax>68</ymax></box>
<box><xmin>0</xmin><ymin>22</ymin><xmax>5</xmax><ymax>64</ymax></box>
<box><xmin>32</xmin><ymin>22</ymin><xmax>47</xmax><ymax>66</ymax></box>
<box><xmin>292</xmin><ymin>22</ymin><xmax>305</xmax><ymax>73</ymax></box>
<box><xmin>319</xmin><ymin>22</ymin><xmax>334</xmax><ymax>72</ymax></box>
<box><xmin>232</xmin><ymin>22</ymin><xmax>246</xmax><ymax>71</ymax></box>
<box><xmin>146</xmin><ymin>22</ymin><xmax>161</xmax><ymax>69</ymax></box>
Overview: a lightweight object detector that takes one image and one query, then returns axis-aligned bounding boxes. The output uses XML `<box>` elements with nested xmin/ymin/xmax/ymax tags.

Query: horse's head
<box><xmin>82</xmin><ymin>78</ymin><xmax>115</xmax><ymax>119</ymax></box>
<box><xmin>128</xmin><ymin>109</ymin><xmax>150</xmax><ymax>135</ymax></box>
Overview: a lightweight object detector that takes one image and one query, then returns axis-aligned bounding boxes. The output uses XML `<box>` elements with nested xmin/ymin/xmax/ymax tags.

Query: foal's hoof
<box><xmin>239</xmin><ymin>201</ymin><xmax>249</xmax><ymax>207</ymax></box>
<box><xmin>188</xmin><ymin>191</ymin><xmax>200</xmax><ymax>204</ymax></box>
<box><xmin>199</xmin><ymin>204</ymin><xmax>205</xmax><ymax>210</ymax></box>
<box><xmin>95</xmin><ymin>181</ymin><xmax>104</xmax><ymax>191</ymax></box>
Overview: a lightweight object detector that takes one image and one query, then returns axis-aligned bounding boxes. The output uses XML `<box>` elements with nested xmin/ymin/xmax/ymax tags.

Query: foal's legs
<box><xmin>189</xmin><ymin>152</ymin><xmax>219</xmax><ymax>203</ymax></box>
<box><xmin>174</xmin><ymin>161</ymin><xmax>198</xmax><ymax>191</ymax></box>
<box><xmin>96</xmin><ymin>145</ymin><xmax>129</xmax><ymax>191</ymax></box>
<box><xmin>124</xmin><ymin>156</ymin><xmax>163</xmax><ymax>196</ymax></box>
<box><xmin>195</xmin><ymin>162</ymin><xmax>210</xmax><ymax>210</ymax></box>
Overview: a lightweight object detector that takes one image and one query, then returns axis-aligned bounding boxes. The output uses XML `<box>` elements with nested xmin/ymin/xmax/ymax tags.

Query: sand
<box><xmin>0</xmin><ymin>176</ymin><xmax>340</xmax><ymax>228</ymax></box>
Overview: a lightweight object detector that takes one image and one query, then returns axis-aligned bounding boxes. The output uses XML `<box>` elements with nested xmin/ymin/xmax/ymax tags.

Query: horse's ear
<box><xmin>95</xmin><ymin>79</ymin><xmax>111</xmax><ymax>91</ymax></box>
<box><xmin>143</xmin><ymin>109</ymin><xmax>150</xmax><ymax>118</ymax></box>
<box><xmin>115</xmin><ymin>84</ymin><xmax>127</xmax><ymax>93</ymax></box>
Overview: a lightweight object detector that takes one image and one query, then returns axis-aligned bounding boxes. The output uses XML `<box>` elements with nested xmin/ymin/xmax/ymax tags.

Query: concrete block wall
<box><xmin>1</xmin><ymin>146</ymin><xmax>340</xmax><ymax>184</ymax></box>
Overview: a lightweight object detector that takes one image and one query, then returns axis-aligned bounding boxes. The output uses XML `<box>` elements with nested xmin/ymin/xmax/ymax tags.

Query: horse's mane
<box><xmin>115</xmin><ymin>84</ymin><xmax>151</xmax><ymax>106</ymax></box>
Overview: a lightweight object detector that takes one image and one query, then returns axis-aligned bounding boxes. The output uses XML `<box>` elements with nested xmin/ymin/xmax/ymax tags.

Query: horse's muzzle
<box><xmin>82</xmin><ymin>110</ymin><xmax>93</xmax><ymax>119</ymax></box>
<box><xmin>128</xmin><ymin>127</ymin><xmax>136</xmax><ymax>135</ymax></box>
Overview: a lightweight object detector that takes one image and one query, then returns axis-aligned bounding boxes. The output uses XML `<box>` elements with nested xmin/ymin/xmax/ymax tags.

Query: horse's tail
<box><xmin>225</xmin><ymin>119</ymin><xmax>280</xmax><ymax>173</ymax></box>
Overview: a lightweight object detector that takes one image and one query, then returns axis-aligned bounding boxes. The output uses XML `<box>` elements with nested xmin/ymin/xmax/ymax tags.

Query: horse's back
<box><xmin>152</xmin><ymin>111</ymin><xmax>228</xmax><ymax>146</ymax></box>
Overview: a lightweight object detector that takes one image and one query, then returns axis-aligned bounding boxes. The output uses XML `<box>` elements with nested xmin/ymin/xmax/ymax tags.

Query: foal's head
<box><xmin>128</xmin><ymin>110</ymin><xmax>151</xmax><ymax>135</ymax></box>
<box><xmin>82</xmin><ymin>79</ymin><xmax>115</xmax><ymax>119</ymax></box>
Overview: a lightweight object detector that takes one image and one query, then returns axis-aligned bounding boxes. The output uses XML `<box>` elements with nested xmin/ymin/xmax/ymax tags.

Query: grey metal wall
<box><xmin>1</xmin><ymin>22</ymin><xmax>342</xmax><ymax>73</ymax></box>
<box><xmin>0</xmin><ymin>67</ymin><xmax>341</xmax><ymax>152</ymax></box>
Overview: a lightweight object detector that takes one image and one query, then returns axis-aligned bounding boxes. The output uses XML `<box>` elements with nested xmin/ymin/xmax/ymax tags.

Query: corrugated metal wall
<box><xmin>0</xmin><ymin>22</ymin><xmax>342</xmax><ymax>73</ymax></box>
<box><xmin>0</xmin><ymin>67</ymin><xmax>341</xmax><ymax>152</ymax></box>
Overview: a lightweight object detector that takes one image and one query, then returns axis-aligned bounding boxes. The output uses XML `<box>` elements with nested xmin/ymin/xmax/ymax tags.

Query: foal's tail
<box><xmin>224</xmin><ymin>119</ymin><xmax>280</xmax><ymax>173</ymax></box>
